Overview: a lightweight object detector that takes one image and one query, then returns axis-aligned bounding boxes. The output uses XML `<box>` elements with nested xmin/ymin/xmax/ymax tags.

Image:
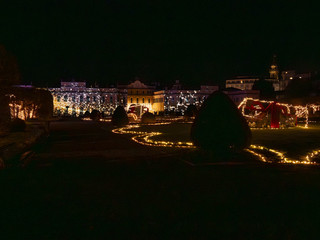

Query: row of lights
<box><xmin>249</xmin><ymin>145</ymin><xmax>317</xmax><ymax>165</ymax></box>
<box><xmin>112</xmin><ymin>123</ymin><xmax>319</xmax><ymax>165</ymax></box>
<box><xmin>112</xmin><ymin>124</ymin><xmax>196</xmax><ymax>148</ymax></box>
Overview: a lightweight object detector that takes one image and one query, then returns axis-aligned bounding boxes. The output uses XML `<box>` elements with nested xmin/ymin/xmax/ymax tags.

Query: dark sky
<box><xmin>1</xmin><ymin>0</ymin><xmax>320</xmax><ymax>87</ymax></box>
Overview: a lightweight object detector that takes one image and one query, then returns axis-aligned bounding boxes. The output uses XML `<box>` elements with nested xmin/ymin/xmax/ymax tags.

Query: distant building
<box><xmin>225</xmin><ymin>55</ymin><xmax>281</xmax><ymax>91</ymax></box>
<box><xmin>126</xmin><ymin>80</ymin><xmax>155</xmax><ymax>116</ymax></box>
<box><xmin>49</xmin><ymin>81</ymin><xmax>127</xmax><ymax>116</ymax></box>
<box><xmin>280</xmin><ymin>70</ymin><xmax>312</xmax><ymax>90</ymax></box>
<box><xmin>223</xmin><ymin>88</ymin><xmax>260</xmax><ymax>106</ymax></box>
<box><xmin>153</xmin><ymin>85</ymin><xmax>219</xmax><ymax>114</ymax></box>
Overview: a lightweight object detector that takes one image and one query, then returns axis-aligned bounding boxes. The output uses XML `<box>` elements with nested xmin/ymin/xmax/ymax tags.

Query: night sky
<box><xmin>1</xmin><ymin>0</ymin><xmax>320</xmax><ymax>88</ymax></box>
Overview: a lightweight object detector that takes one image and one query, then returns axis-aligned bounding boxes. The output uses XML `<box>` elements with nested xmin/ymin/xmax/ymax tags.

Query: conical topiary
<box><xmin>141</xmin><ymin>112</ymin><xmax>156</xmax><ymax>124</ymax></box>
<box><xmin>191</xmin><ymin>91</ymin><xmax>251</xmax><ymax>153</ymax></box>
<box><xmin>112</xmin><ymin>106</ymin><xmax>129</xmax><ymax>126</ymax></box>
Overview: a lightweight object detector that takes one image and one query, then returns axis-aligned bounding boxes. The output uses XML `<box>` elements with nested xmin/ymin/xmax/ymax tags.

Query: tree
<box><xmin>141</xmin><ymin>112</ymin><xmax>156</xmax><ymax>124</ymax></box>
<box><xmin>0</xmin><ymin>45</ymin><xmax>20</xmax><ymax>86</ymax></box>
<box><xmin>112</xmin><ymin>106</ymin><xmax>129</xmax><ymax>126</ymax></box>
<box><xmin>252</xmin><ymin>77</ymin><xmax>275</xmax><ymax>100</ymax></box>
<box><xmin>90</xmin><ymin>110</ymin><xmax>101</xmax><ymax>121</ymax></box>
<box><xmin>34</xmin><ymin>89</ymin><xmax>53</xmax><ymax>120</ymax></box>
<box><xmin>191</xmin><ymin>91</ymin><xmax>251</xmax><ymax>153</ymax></box>
<box><xmin>0</xmin><ymin>91</ymin><xmax>10</xmax><ymax>132</ymax></box>
<box><xmin>184</xmin><ymin>104</ymin><xmax>198</xmax><ymax>118</ymax></box>
<box><xmin>285</xmin><ymin>78</ymin><xmax>312</xmax><ymax>99</ymax></box>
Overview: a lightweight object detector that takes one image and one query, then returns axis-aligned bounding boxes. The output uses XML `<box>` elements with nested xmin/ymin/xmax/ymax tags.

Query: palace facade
<box><xmin>49</xmin><ymin>80</ymin><xmax>260</xmax><ymax>117</ymax></box>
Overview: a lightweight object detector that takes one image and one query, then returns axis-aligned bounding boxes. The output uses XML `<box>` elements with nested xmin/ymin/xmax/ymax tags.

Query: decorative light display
<box><xmin>238</xmin><ymin>98</ymin><xmax>320</xmax><ymax>128</ymax></box>
<box><xmin>112</xmin><ymin>123</ymin><xmax>319</xmax><ymax>165</ymax></box>
<box><xmin>164</xmin><ymin>91</ymin><xmax>206</xmax><ymax>114</ymax></box>
<box><xmin>112</xmin><ymin>123</ymin><xmax>196</xmax><ymax>149</ymax></box>
<box><xmin>49</xmin><ymin>83</ymin><xmax>127</xmax><ymax>117</ymax></box>
<box><xmin>248</xmin><ymin>145</ymin><xmax>317</xmax><ymax>165</ymax></box>
<box><xmin>7</xmin><ymin>94</ymin><xmax>37</xmax><ymax>120</ymax></box>
<box><xmin>305</xmin><ymin>149</ymin><xmax>320</xmax><ymax>162</ymax></box>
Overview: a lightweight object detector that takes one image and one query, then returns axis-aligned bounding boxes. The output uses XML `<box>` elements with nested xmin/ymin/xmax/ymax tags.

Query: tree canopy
<box><xmin>0</xmin><ymin>45</ymin><xmax>20</xmax><ymax>86</ymax></box>
<box><xmin>191</xmin><ymin>91</ymin><xmax>251</xmax><ymax>153</ymax></box>
<box><xmin>252</xmin><ymin>77</ymin><xmax>275</xmax><ymax>100</ymax></box>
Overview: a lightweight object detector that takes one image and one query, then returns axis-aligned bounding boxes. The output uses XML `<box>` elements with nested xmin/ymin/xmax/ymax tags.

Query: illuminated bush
<box><xmin>10</xmin><ymin>118</ymin><xmax>26</xmax><ymax>132</ymax></box>
<box><xmin>141</xmin><ymin>112</ymin><xmax>156</xmax><ymax>124</ymax></box>
<box><xmin>112</xmin><ymin>106</ymin><xmax>129</xmax><ymax>126</ymax></box>
<box><xmin>191</xmin><ymin>91</ymin><xmax>251</xmax><ymax>153</ymax></box>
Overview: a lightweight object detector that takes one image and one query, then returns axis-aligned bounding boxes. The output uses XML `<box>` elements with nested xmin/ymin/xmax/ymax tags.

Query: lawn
<box><xmin>135</xmin><ymin>123</ymin><xmax>320</xmax><ymax>161</ymax></box>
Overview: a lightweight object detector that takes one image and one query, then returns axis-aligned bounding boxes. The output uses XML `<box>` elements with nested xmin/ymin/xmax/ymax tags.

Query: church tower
<box><xmin>269</xmin><ymin>54</ymin><xmax>279</xmax><ymax>80</ymax></box>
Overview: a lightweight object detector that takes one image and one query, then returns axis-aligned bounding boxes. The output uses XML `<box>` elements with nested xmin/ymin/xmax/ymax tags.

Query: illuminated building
<box><xmin>223</xmin><ymin>88</ymin><xmax>260</xmax><ymax>106</ymax></box>
<box><xmin>49</xmin><ymin>80</ymin><xmax>261</xmax><ymax>117</ymax></box>
<box><xmin>226</xmin><ymin>55</ymin><xmax>281</xmax><ymax>91</ymax></box>
<box><xmin>153</xmin><ymin>85</ymin><xmax>219</xmax><ymax>114</ymax></box>
<box><xmin>125</xmin><ymin>80</ymin><xmax>155</xmax><ymax>116</ymax></box>
<box><xmin>49</xmin><ymin>81</ymin><xmax>127</xmax><ymax>116</ymax></box>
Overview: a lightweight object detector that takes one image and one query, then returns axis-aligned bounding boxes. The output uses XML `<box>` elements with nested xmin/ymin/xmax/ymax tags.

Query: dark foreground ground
<box><xmin>1</xmin><ymin>120</ymin><xmax>320</xmax><ymax>239</ymax></box>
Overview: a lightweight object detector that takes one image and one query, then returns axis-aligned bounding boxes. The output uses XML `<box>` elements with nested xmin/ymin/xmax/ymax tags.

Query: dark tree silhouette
<box><xmin>0</xmin><ymin>91</ymin><xmax>10</xmax><ymax>132</ymax></box>
<box><xmin>0</xmin><ymin>45</ymin><xmax>20</xmax><ymax>86</ymax></box>
<box><xmin>285</xmin><ymin>78</ymin><xmax>313</xmax><ymax>99</ymax></box>
<box><xmin>112</xmin><ymin>106</ymin><xmax>129</xmax><ymax>126</ymax></box>
<box><xmin>191</xmin><ymin>91</ymin><xmax>251</xmax><ymax>153</ymax></box>
<box><xmin>141</xmin><ymin>112</ymin><xmax>156</xmax><ymax>124</ymax></box>
<box><xmin>252</xmin><ymin>77</ymin><xmax>275</xmax><ymax>100</ymax></box>
<box><xmin>184</xmin><ymin>104</ymin><xmax>198</xmax><ymax>118</ymax></box>
<box><xmin>90</xmin><ymin>110</ymin><xmax>101</xmax><ymax>121</ymax></box>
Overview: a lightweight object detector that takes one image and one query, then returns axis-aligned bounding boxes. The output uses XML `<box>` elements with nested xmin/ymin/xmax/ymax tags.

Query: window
<box><xmin>80</xmin><ymin>95</ymin><xmax>83</xmax><ymax>102</ymax></box>
<box><xmin>87</xmin><ymin>96</ymin><xmax>90</xmax><ymax>103</ymax></box>
<box><xmin>130</xmin><ymin>98</ymin><xmax>133</xmax><ymax>103</ymax></box>
<box><xmin>110</xmin><ymin>96</ymin><xmax>113</xmax><ymax>102</ymax></box>
<box><xmin>136</xmin><ymin>98</ymin><xmax>139</xmax><ymax>103</ymax></box>
<box><xmin>148</xmin><ymin>98</ymin><xmax>150</xmax><ymax>103</ymax></box>
<box><xmin>57</xmin><ymin>96</ymin><xmax>61</xmax><ymax>102</ymax></box>
<box><xmin>142</xmin><ymin>98</ymin><xmax>144</xmax><ymax>103</ymax></box>
<box><xmin>72</xmin><ymin>96</ymin><xmax>75</xmax><ymax>102</ymax></box>
<box><xmin>93</xmin><ymin>96</ymin><xmax>96</xmax><ymax>102</ymax></box>
<box><xmin>64</xmin><ymin>95</ymin><xmax>68</xmax><ymax>102</ymax></box>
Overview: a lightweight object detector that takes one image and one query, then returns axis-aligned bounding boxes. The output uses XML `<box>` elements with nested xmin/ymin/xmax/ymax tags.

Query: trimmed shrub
<box><xmin>191</xmin><ymin>91</ymin><xmax>251</xmax><ymax>153</ymax></box>
<box><xmin>112</xmin><ymin>106</ymin><xmax>129</xmax><ymax>126</ymax></box>
<box><xmin>141</xmin><ymin>112</ymin><xmax>156</xmax><ymax>124</ymax></box>
<box><xmin>90</xmin><ymin>110</ymin><xmax>101</xmax><ymax>121</ymax></box>
<box><xmin>184</xmin><ymin>105</ymin><xmax>198</xmax><ymax>121</ymax></box>
<box><xmin>83</xmin><ymin>111</ymin><xmax>90</xmax><ymax>118</ymax></box>
<box><xmin>10</xmin><ymin>118</ymin><xmax>26</xmax><ymax>132</ymax></box>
